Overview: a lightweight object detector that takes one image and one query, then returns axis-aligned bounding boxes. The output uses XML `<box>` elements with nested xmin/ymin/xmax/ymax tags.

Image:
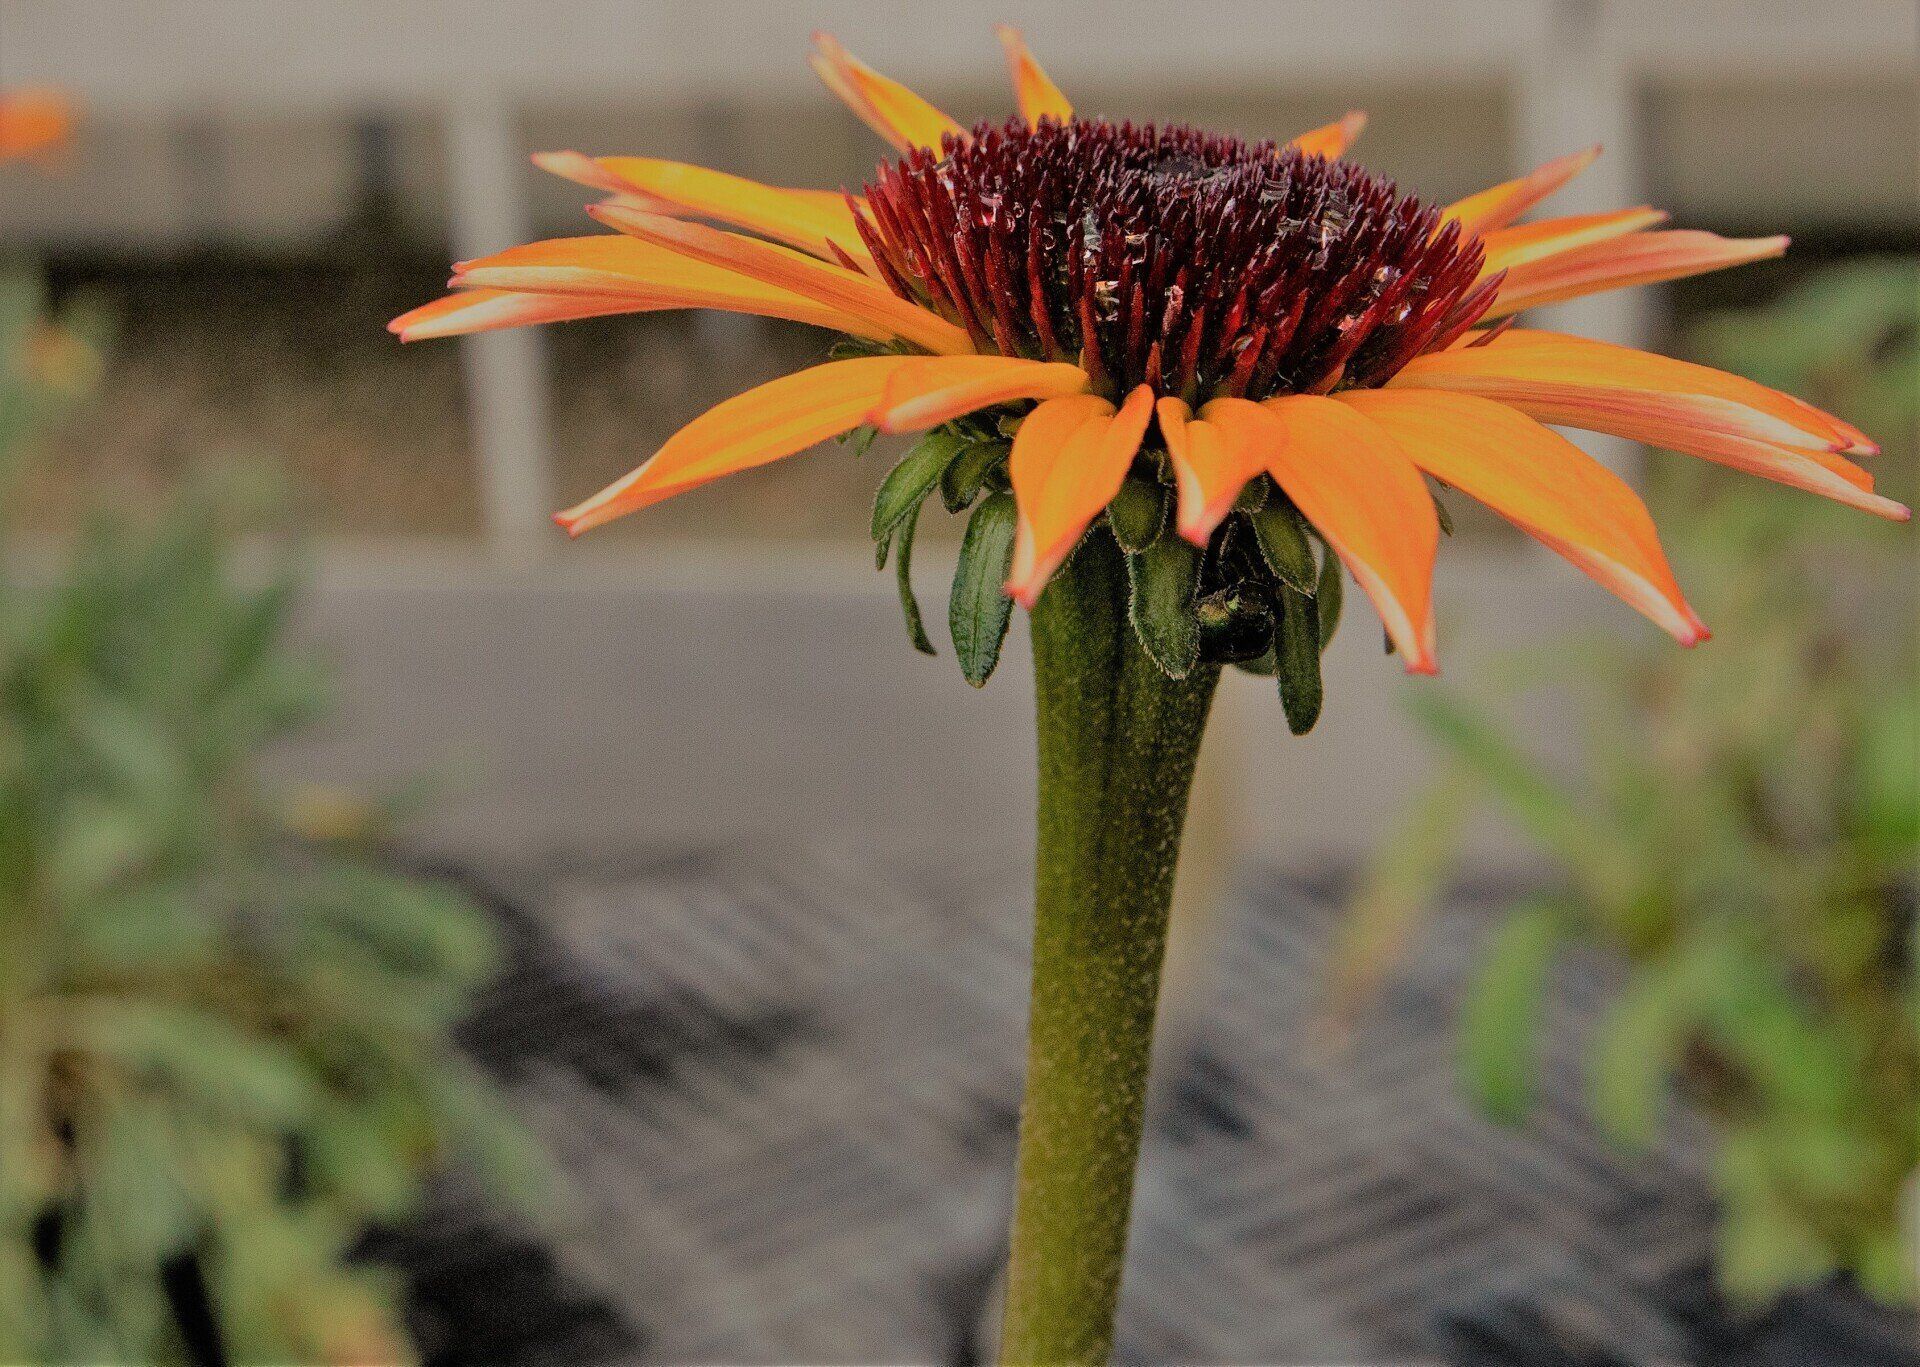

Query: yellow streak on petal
<box><xmin>451</xmin><ymin>234</ymin><xmax>893</xmax><ymax>341</ymax></box>
<box><xmin>589</xmin><ymin>204</ymin><xmax>975</xmax><ymax>355</ymax></box>
<box><xmin>1484</xmin><ymin>230</ymin><xmax>1789</xmax><ymax>317</ymax></box>
<box><xmin>389</xmin><ymin>288</ymin><xmax>652</xmax><ymax>342</ymax></box>
<box><xmin>809</xmin><ymin>32</ymin><xmax>966</xmax><ymax>156</ymax></box>
<box><xmin>1442</xmin><ymin>145</ymin><xmax>1602</xmax><ymax>239</ymax></box>
<box><xmin>1394</xmin><ymin>328</ymin><xmax>1851</xmax><ymax>452</ymax></box>
<box><xmin>554</xmin><ymin>357</ymin><xmax>921</xmax><ymax>535</ymax></box>
<box><xmin>568</xmin><ymin>155</ymin><xmax>873</xmax><ymax>266</ymax></box>
<box><xmin>1478</xmin><ymin>208</ymin><xmax>1668</xmax><ymax>275</ymax></box>
<box><xmin>995</xmin><ymin>26</ymin><xmax>1073</xmax><ymax>125</ymax></box>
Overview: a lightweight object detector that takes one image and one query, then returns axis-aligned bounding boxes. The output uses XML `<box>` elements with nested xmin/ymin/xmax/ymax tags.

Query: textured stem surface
<box><xmin>999</xmin><ymin>530</ymin><xmax>1221</xmax><ymax>1366</ymax></box>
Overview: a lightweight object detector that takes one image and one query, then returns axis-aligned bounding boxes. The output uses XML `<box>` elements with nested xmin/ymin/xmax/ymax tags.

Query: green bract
<box><xmin>869</xmin><ymin>426</ymin><xmax>1344</xmax><ymax>727</ymax></box>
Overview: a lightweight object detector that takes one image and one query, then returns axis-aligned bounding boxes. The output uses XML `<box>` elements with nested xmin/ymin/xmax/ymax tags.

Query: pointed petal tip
<box><xmin>1402</xmin><ymin>652</ymin><xmax>1440</xmax><ymax>676</ymax></box>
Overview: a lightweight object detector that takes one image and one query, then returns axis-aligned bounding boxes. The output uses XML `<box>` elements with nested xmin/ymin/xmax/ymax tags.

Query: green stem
<box><xmin>999</xmin><ymin>529</ymin><xmax>1221</xmax><ymax>1366</ymax></box>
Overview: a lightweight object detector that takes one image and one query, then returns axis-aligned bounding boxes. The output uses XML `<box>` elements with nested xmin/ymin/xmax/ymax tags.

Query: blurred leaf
<box><xmin>1460</xmin><ymin>898</ymin><xmax>1568</xmax><ymax>1124</ymax></box>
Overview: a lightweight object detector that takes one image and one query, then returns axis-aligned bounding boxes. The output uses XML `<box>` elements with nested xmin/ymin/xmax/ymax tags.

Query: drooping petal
<box><xmin>535</xmin><ymin>151</ymin><xmax>872</xmax><ymax>267</ymax></box>
<box><xmin>1341</xmin><ymin>390</ymin><xmax>1709</xmax><ymax>643</ymax></box>
<box><xmin>1216</xmin><ymin>396</ymin><xmax>1440</xmax><ymax>672</ymax></box>
<box><xmin>1287</xmin><ymin>111</ymin><xmax>1368</xmax><ymax>161</ymax></box>
<box><xmin>388</xmin><ymin>288</ymin><xmax>652</xmax><ymax>341</ymax></box>
<box><xmin>1156</xmin><ymin>396</ymin><xmax>1266</xmax><ymax>544</ymax></box>
<box><xmin>1396</xmin><ymin>328</ymin><xmax>1855</xmax><ymax>452</ymax></box>
<box><xmin>870</xmin><ymin>355</ymin><xmax>1092</xmax><ymax>432</ymax></box>
<box><xmin>1390</xmin><ymin>331</ymin><xmax>1906</xmax><ymax>520</ymax></box>
<box><xmin>554</xmin><ymin>357</ymin><xmax>924</xmax><ymax>535</ymax></box>
<box><xmin>1442</xmin><ymin>145</ymin><xmax>1602</xmax><ymax>239</ymax></box>
<box><xmin>450</xmin><ymin>234</ymin><xmax>893</xmax><ymax>340</ymax></box>
<box><xmin>995</xmin><ymin>26</ymin><xmax>1072</xmax><ymax>125</ymax></box>
<box><xmin>1006</xmin><ymin>387</ymin><xmax>1155</xmax><ymax>606</ymax></box>
<box><xmin>589</xmin><ymin>204</ymin><xmax>975</xmax><ymax>355</ymax></box>
<box><xmin>809</xmin><ymin>32</ymin><xmax>966</xmax><ymax>156</ymax></box>
<box><xmin>1485</xmin><ymin>230</ymin><xmax>1788</xmax><ymax>317</ymax></box>
<box><xmin>1478</xmin><ymin>208</ymin><xmax>1668</xmax><ymax>275</ymax></box>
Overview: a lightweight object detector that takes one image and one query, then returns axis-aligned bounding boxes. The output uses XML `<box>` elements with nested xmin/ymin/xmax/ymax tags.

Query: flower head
<box><xmin>393</xmin><ymin>29</ymin><xmax>1903</xmax><ymax>702</ymax></box>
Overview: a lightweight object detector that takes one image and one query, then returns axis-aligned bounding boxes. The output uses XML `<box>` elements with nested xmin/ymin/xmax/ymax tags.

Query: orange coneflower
<box><xmin>0</xmin><ymin>88</ymin><xmax>75</xmax><ymax>164</ymax></box>
<box><xmin>392</xmin><ymin>27</ymin><xmax>1902</xmax><ymax>681</ymax></box>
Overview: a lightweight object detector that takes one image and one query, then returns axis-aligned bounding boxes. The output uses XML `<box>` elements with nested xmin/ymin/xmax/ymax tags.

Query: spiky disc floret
<box><xmin>858</xmin><ymin>118</ymin><xmax>1495</xmax><ymax>401</ymax></box>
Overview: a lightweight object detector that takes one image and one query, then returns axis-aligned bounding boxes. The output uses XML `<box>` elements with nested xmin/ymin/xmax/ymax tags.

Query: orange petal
<box><xmin>1478</xmin><ymin>208</ymin><xmax>1669</xmax><ymax>275</ymax></box>
<box><xmin>537</xmin><ymin>151</ymin><xmax>873</xmax><ymax>267</ymax></box>
<box><xmin>1006</xmin><ymin>387</ymin><xmax>1155</xmax><ymax>606</ymax></box>
<box><xmin>809</xmin><ymin>32</ymin><xmax>966</xmax><ymax>156</ymax></box>
<box><xmin>1486</xmin><ymin>230</ymin><xmax>1788</xmax><ymax>317</ymax></box>
<box><xmin>1399</xmin><ymin>332</ymin><xmax>1901</xmax><ymax>522</ymax></box>
<box><xmin>388</xmin><ymin>288</ymin><xmax>652</xmax><ymax>341</ymax></box>
<box><xmin>1157</xmin><ymin>396</ymin><xmax>1266</xmax><ymax>544</ymax></box>
<box><xmin>1341</xmin><ymin>390</ymin><xmax>1708</xmax><ymax>643</ymax></box>
<box><xmin>451</xmin><ymin>234</ymin><xmax>892</xmax><ymax>340</ymax></box>
<box><xmin>1287</xmin><ymin>111</ymin><xmax>1368</xmax><ymax>161</ymax></box>
<box><xmin>1216</xmin><ymin>396</ymin><xmax>1440</xmax><ymax>672</ymax></box>
<box><xmin>589</xmin><ymin>204</ymin><xmax>974</xmax><ymax>355</ymax></box>
<box><xmin>1442</xmin><ymin>146</ymin><xmax>1601</xmax><ymax>239</ymax></box>
<box><xmin>1393</xmin><ymin>328</ymin><xmax>1856</xmax><ymax>453</ymax></box>
<box><xmin>554</xmin><ymin>357</ymin><xmax>922</xmax><ymax>534</ymax></box>
<box><xmin>870</xmin><ymin>355</ymin><xmax>1091</xmax><ymax>432</ymax></box>
<box><xmin>996</xmin><ymin>26</ymin><xmax>1072</xmax><ymax>125</ymax></box>
<box><xmin>0</xmin><ymin>88</ymin><xmax>75</xmax><ymax>163</ymax></box>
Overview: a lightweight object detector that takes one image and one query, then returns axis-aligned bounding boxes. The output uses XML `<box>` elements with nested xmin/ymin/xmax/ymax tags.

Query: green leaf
<box><xmin>1273</xmin><ymin>585</ymin><xmax>1323</xmax><ymax>734</ymax></box>
<box><xmin>1316</xmin><ymin>546</ymin><xmax>1344</xmax><ymax>650</ymax></box>
<box><xmin>948</xmin><ymin>490</ymin><xmax>1018</xmax><ymax>686</ymax></box>
<box><xmin>1249</xmin><ymin>501</ymin><xmax>1318</xmax><ymax>596</ymax></box>
<box><xmin>1460</xmin><ymin>898</ymin><xmax>1566</xmax><ymax>1124</ymax></box>
<box><xmin>892</xmin><ymin>499</ymin><xmax>935</xmax><ymax>655</ymax></box>
<box><xmin>1126</xmin><ymin>536</ymin><xmax>1201</xmax><ymax>679</ymax></box>
<box><xmin>872</xmin><ymin>429</ymin><xmax>969</xmax><ymax>556</ymax></box>
<box><xmin>1106</xmin><ymin>478</ymin><xmax>1167</xmax><ymax>553</ymax></box>
<box><xmin>939</xmin><ymin>439</ymin><xmax>1007</xmax><ymax>513</ymax></box>
<box><xmin>73</xmin><ymin>1002</ymin><xmax>322</xmax><ymax>1126</ymax></box>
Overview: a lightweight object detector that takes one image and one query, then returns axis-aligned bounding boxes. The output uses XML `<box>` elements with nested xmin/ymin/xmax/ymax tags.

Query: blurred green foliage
<box><xmin>0</xmin><ymin>271</ymin><xmax>545</xmax><ymax>1363</ymax></box>
<box><xmin>1342</xmin><ymin>260</ymin><xmax>1918</xmax><ymax>1307</ymax></box>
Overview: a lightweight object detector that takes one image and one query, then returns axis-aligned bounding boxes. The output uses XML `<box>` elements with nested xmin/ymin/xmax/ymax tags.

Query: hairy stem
<box><xmin>999</xmin><ymin>529</ymin><xmax>1221</xmax><ymax>1366</ymax></box>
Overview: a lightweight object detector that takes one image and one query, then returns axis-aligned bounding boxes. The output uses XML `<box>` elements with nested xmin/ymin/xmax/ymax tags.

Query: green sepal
<box><xmin>1274</xmin><ymin>584</ymin><xmax>1323</xmax><ymax>734</ymax></box>
<box><xmin>1433</xmin><ymin>490</ymin><xmax>1455</xmax><ymax>536</ymax></box>
<box><xmin>1316</xmin><ymin>544</ymin><xmax>1344</xmax><ymax>651</ymax></box>
<box><xmin>840</xmin><ymin>424</ymin><xmax>879</xmax><ymax>461</ymax></box>
<box><xmin>873</xmin><ymin>429</ymin><xmax>969</xmax><ymax>564</ymax></box>
<box><xmin>1107</xmin><ymin>477</ymin><xmax>1168</xmax><ymax>553</ymax></box>
<box><xmin>940</xmin><ymin>438</ymin><xmax>1008</xmax><ymax>513</ymax></box>
<box><xmin>949</xmin><ymin>489</ymin><xmax>1019</xmax><ymax>686</ymax></box>
<box><xmin>1248</xmin><ymin>499</ymin><xmax>1317</xmax><ymax>596</ymax></box>
<box><xmin>893</xmin><ymin>498</ymin><xmax>935</xmax><ymax>655</ymax></box>
<box><xmin>1126</xmin><ymin>535</ymin><xmax>1202</xmax><ymax>679</ymax></box>
<box><xmin>1232</xmin><ymin>476</ymin><xmax>1269</xmax><ymax>513</ymax></box>
<box><xmin>1234</xmin><ymin>647</ymin><xmax>1278</xmax><ymax>676</ymax></box>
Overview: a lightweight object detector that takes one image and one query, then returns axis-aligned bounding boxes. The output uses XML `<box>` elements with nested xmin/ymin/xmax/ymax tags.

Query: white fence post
<box><xmin>444</xmin><ymin>86</ymin><xmax>554</xmax><ymax>558</ymax></box>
